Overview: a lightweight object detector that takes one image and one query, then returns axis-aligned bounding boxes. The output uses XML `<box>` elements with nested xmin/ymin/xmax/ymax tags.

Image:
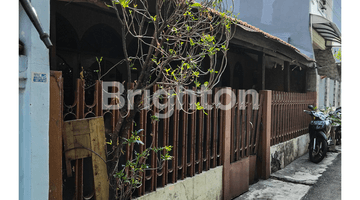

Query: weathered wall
<box><xmin>270</xmin><ymin>134</ymin><xmax>310</xmax><ymax>173</ymax></box>
<box><xmin>19</xmin><ymin>1</ymin><xmax>50</xmax><ymax>199</ymax></box>
<box><xmin>135</xmin><ymin>166</ymin><xmax>223</xmax><ymax>200</ymax></box>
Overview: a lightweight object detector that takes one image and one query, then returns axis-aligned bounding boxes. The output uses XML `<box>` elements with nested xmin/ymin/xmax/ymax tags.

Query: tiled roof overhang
<box><xmin>207</xmin><ymin>8</ymin><xmax>316</xmax><ymax>68</ymax></box>
<box><xmin>59</xmin><ymin>0</ymin><xmax>316</xmax><ymax>68</ymax></box>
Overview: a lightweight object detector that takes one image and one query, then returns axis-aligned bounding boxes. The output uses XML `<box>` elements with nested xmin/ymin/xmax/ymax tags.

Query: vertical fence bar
<box><xmin>181</xmin><ymin>88</ymin><xmax>188</xmax><ymax>179</ymax></box>
<box><xmin>257</xmin><ymin>90</ymin><xmax>271</xmax><ymax>179</ymax></box>
<box><xmin>49</xmin><ymin>71</ymin><xmax>63</xmax><ymax>200</ymax></box>
<box><xmin>230</xmin><ymin>89</ymin><xmax>236</xmax><ymax>162</ymax></box>
<box><xmin>218</xmin><ymin>88</ymin><xmax>224</xmax><ymax>166</ymax></box>
<box><xmin>151</xmin><ymin>84</ymin><xmax>158</xmax><ymax>191</ymax></box>
<box><xmin>212</xmin><ymin>88</ymin><xmax>219</xmax><ymax>167</ymax></box>
<box><xmin>189</xmin><ymin>87</ymin><xmax>196</xmax><ymax>176</ymax></box>
<box><xmin>172</xmin><ymin>96</ymin><xmax>179</xmax><ymax>183</ymax></box>
<box><xmin>269</xmin><ymin>91</ymin><xmax>317</xmax><ymax>147</ymax></box>
<box><xmin>250</xmin><ymin>97</ymin><xmax>258</xmax><ymax>154</ymax></box>
<box><xmin>139</xmin><ymin>107</ymin><xmax>146</xmax><ymax>196</ymax></box>
<box><xmin>254</xmin><ymin>93</ymin><xmax>264</xmax><ymax>155</ymax></box>
<box><xmin>162</xmin><ymin>97</ymin><xmax>169</xmax><ymax>186</ymax></box>
<box><xmin>236</xmin><ymin>90</ymin><xmax>242</xmax><ymax>161</ymax></box>
<box><xmin>241</xmin><ymin>93</ymin><xmax>246</xmax><ymax>158</ymax></box>
<box><xmin>221</xmin><ymin>87</ymin><xmax>232</xmax><ymax>200</ymax></box>
<box><xmin>198</xmin><ymin>94</ymin><xmax>204</xmax><ymax>173</ymax></box>
<box><xmin>246</xmin><ymin>95</ymin><xmax>252</xmax><ymax>157</ymax></box>
<box><xmin>205</xmin><ymin>91</ymin><xmax>212</xmax><ymax>171</ymax></box>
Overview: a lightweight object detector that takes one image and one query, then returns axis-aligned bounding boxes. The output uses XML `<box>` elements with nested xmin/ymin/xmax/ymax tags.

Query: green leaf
<box><xmin>190</xmin><ymin>3</ymin><xmax>202</xmax><ymax>8</ymax></box>
<box><xmin>190</xmin><ymin>38</ymin><xmax>195</xmax><ymax>46</ymax></box>
<box><xmin>118</xmin><ymin>0</ymin><xmax>130</xmax><ymax>8</ymax></box>
<box><xmin>151</xmin><ymin>15</ymin><xmax>157</xmax><ymax>22</ymax></box>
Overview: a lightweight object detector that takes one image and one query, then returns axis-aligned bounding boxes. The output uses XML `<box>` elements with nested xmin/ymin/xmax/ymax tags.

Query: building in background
<box><xmin>231</xmin><ymin>0</ymin><xmax>341</xmax><ymax>109</ymax></box>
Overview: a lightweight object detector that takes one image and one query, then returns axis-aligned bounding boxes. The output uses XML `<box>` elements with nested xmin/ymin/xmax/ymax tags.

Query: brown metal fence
<box><xmin>134</xmin><ymin>85</ymin><xmax>225</xmax><ymax>196</ymax></box>
<box><xmin>62</xmin><ymin>79</ymin><xmax>226</xmax><ymax>198</ymax></box>
<box><xmin>61</xmin><ymin>79</ymin><xmax>315</xmax><ymax>198</ymax></box>
<box><xmin>229</xmin><ymin>89</ymin><xmax>264</xmax><ymax>163</ymax></box>
<box><xmin>270</xmin><ymin>91</ymin><xmax>316</xmax><ymax>146</ymax></box>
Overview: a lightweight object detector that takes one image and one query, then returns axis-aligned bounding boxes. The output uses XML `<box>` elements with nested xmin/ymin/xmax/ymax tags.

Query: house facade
<box><xmin>230</xmin><ymin>0</ymin><xmax>341</xmax><ymax>109</ymax></box>
<box><xmin>20</xmin><ymin>1</ymin><xmax>320</xmax><ymax>199</ymax></box>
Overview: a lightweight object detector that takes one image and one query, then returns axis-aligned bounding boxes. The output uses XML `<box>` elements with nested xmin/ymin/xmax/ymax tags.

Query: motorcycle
<box><xmin>304</xmin><ymin>105</ymin><xmax>338</xmax><ymax>163</ymax></box>
<box><xmin>332</xmin><ymin>107</ymin><xmax>341</xmax><ymax>145</ymax></box>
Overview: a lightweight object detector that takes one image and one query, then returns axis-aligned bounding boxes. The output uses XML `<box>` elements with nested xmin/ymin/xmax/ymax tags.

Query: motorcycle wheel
<box><xmin>309</xmin><ymin>135</ymin><xmax>327</xmax><ymax>163</ymax></box>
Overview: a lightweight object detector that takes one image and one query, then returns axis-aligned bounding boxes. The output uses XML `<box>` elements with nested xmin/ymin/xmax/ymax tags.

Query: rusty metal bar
<box><xmin>190</xmin><ymin>87</ymin><xmax>197</xmax><ymax>176</ymax></box>
<box><xmin>250</xmin><ymin>100</ymin><xmax>258</xmax><ymax>154</ymax></box>
<box><xmin>151</xmin><ymin>84</ymin><xmax>158</xmax><ymax>191</ymax></box>
<box><xmin>246</xmin><ymin>95</ymin><xmax>252</xmax><ymax>157</ymax></box>
<box><xmin>162</xmin><ymin>96</ymin><xmax>169</xmax><ymax>186</ymax></box>
<box><xmin>230</xmin><ymin>89</ymin><xmax>236</xmax><ymax>162</ymax></box>
<box><xmin>236</xmin><ymin>90</ymin><xmax>241</xmax><ymax>161</ymax></box>
<box><xmin>182</xmin><ymin>88</ymin><xmax>188</xmax><ymax>179</ymax></box>
<box><xmin>240</xmin><ymin>94</ymin><xmax>246</xmax><ymax>158</ymax></box>
<box><xmin>204</xmin><ymin>90</ymin><xmax>211</xmax><ymax>171</ymax></box>
<box><xmin>198</xmin><ymin>94</ymin><xmax>204</xmax><ymax>173</ymax></box>
<box><xmin>138</xmin><ymin>108</ymin><xmax>146</xmax><ymax>196</ymax></box>
<box><xmin>269</xmin><ymin>91</ymin><xmax>317</xmax><ymax>146</ymax></box>
<box><xmin>95</xmin><ymin>81</ymin><xmax>103</xmax><ymax>116</ymax></box>
<box><xmin>212</xmin><ymin>88</ymin><xmax>219</xmax><ymax>168</ymax></box>
<box><xmin>272</xmin><ymin>92</ymin><xmax>277</xmax><ymax>145</ymax></box>
<box><xmin>254</xmin><ymin>93</ymin><xmax>264</xmax><ymax>154</ymax></box>
<box><xmin>172</xmin><ymin>95</ymin><xmax>179</xmax><ymax>183</ymax></box>
<box><xmin>218</xmin><ymin>89</ymin><xmax>224</xmax><ymax>165</ymax></box>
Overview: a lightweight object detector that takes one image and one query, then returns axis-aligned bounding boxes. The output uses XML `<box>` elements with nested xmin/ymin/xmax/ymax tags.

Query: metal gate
<box><xmin>222</xmin><ymin>89</ymin><xmax>267</xmax><ymax>200</ymax></box>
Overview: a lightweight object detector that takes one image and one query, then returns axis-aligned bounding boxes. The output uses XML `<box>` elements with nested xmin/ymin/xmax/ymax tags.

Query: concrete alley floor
<box><xmin>235</xmin><ymin>146</ymin><xmax>341</xmax><ymax>200</ymax></box>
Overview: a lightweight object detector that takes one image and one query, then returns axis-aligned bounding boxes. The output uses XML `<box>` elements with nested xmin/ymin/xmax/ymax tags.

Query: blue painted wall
<box><xmin>19</xmin><ymin>0</ymin><xmax>50</xmax><ymax>199</ymax></box>
<box><xmin>231</xmin><ymin>0</ymin><xmax>314</xmax><ymax>58</ymax></box>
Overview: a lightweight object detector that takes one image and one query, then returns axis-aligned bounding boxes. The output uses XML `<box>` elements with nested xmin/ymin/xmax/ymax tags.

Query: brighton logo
<box><xmin>102</xmin><ymin>82</ymin><xmax>259</xmax><ymax>119</ymax></box>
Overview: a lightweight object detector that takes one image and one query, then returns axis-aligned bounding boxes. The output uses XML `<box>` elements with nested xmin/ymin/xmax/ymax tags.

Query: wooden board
<box><xmin>89</xmin><ymin>117</ymin><xmax>109</xmax><ymax>200</ymax></box>
<box><xmin>63</xmin><ymin>116</ymin><xmax>109</xmax><ymax>200</ymax></box>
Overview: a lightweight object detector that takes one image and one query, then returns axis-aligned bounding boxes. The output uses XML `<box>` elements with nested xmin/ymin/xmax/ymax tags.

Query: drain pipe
<box><xmin>20</xmin><ymin>0</ymin><xmax>53</xmax><ymax>48</ymax></box>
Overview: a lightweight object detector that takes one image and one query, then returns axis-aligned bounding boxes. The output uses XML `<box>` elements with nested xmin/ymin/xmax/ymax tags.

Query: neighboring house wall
<box><xmin>310</xmin><ymin>0</ymin><xmax>333</xmax><ymax>20</ymax></box>
<box><xmin>232</xmin><ymin>0</ymin><xmax>341</xmax><ymax>108</ymax></box>
<box><xmin>19</xmin><ymin>1</ymin><xmax>50</xmax><ymax>199</ymax></box>
<box><xmin>318</xmin><ymin>77</ymin><xmax>326</xmax><ymax>109</ymax></box>
<box><xmin>310</xmin><ymin>0</ymin><xmax>341</xmax><ymax>109</ymax></box>
<box><xmin>232</xmin><ymin>0</ymin><xmax>314</xmax><ymax>58</ymax></box>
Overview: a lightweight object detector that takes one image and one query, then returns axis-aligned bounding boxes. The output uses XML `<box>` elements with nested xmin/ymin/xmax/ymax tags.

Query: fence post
<box><xmin>222</xmin><ymin>87</ymin><xmax>232</xmax><ymax>200</ymax></box>
<box><xmin>257</xmin><ymin>90</ymin><xmax>271</xmax><ymax>179</ymax></box>
<box><xmin>49</xmin><ymin>71</ymin><xmax>63</xmax><ymax>200</ymax></box>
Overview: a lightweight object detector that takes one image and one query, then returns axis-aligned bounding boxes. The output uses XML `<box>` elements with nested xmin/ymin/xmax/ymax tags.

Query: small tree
<box><xmin>101</xmin><ymin>0</ymin><xmax>236</xmax><ymax>198</ymax></box>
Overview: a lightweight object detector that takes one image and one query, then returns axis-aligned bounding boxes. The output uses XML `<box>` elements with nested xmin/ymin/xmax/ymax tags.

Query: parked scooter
<box><xmin>333</xmin><ymin>107</ymin><xmax>341</xmax><ymax>145</ymax></box>
<box><xmin>304</xmin><ymin>105</ymin><xmax>337</xmax><ymax>163</ymax></box>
